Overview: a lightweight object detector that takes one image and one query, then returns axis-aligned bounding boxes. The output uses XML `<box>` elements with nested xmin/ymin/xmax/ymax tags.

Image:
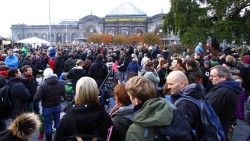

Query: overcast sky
<box><xmin>0</xmin><ymin>0</ymin><xmax>170</xmax><ymax>38</ymax></box>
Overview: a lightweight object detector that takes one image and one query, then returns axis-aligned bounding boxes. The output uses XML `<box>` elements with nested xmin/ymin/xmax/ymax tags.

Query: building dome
<box><xmin>106</xmin><ymin>2</ymin><xmax>147</xmax><ymax>17</ymax></box>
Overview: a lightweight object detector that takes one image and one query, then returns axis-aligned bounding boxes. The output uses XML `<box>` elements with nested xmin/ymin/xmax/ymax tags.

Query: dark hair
<box><xmin>127</xmin><ymin>72</ymin><xmax>138</xmax><ymax>80</ymax></box>
<box><xmin>186</xmin><ymin>60</ymin><xmax>197</xmax><ymax>68</ymax></box>
<box><xmin>96</xmin><ymin>54</ymin><xmax>104</xmax><ymax>61</ymax></box>
<box><xmin>8</xmin><ymin>68</ymin><xmax>19</xmax><ymax>78</ymax></box>
<box><xmin>22</xmin><ymin>65</ymin><xmax>32</xmax><ymax>72</ymax></box>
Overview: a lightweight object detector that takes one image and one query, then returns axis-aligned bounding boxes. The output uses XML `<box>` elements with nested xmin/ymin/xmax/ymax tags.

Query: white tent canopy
<box><xmin>16</xmin><ymin>37</ymin><xmax>50</xmax><ymax>45</ymax></box>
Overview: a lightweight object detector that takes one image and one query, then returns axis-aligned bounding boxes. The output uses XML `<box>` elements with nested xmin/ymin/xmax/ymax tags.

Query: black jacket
<box><xmin>172</xmin><ymin>83</ymin><xmax>204</xmax><ymax>139</ymax></box>
<box><xmin>7</xmin><ymin>77</ymin><xmax>31</xmax><ymax>119</ymax></box>
<box><xmin>54</xmin><ymin>103</ymin><xmax>115</xmax><ymax>141</ymax></box>
<box><xmin>21</xmin><ymin>74</ymin><xmax>38</xmax><ymax>102</ymax></box>
<box><xmin>205</xmin><ymin>80</ymin><xmax>243</xmax><ymax>136</ymax></box>
<box><xmin>34</xmin><ymin>77</ymin><xmax>66</xmax><ymax>108</ymax></box>
<box><xmin>88</xmin><ymin>60</ymin><xmax>108</xmax><ymax>87</ymax></box>
<box><xmin>54</xmin><ymin>56</ymin><xmax>64</xmax><ymax>77</ymax></box>
<box><xmin>67</xmin><ymin>67</ymin><xmax>87</xmax><ymax>92</ymax></box>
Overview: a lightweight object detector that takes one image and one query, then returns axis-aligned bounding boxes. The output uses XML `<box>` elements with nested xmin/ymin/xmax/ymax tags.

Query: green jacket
<box><xmin>125</xmin><ymin>98</ymin><xmax>173</xmax><ymax>141</ymax></box>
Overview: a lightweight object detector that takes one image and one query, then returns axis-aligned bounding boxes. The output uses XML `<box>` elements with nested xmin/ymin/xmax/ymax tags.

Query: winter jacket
<box><xmin>171</xmin><ymin>83</ymin><xmax>204</xmax><ymax>139</ymax></box>
<box><xmin>118</xmin><ymin>60</ymin><xmax>128</xmax><ymax>72</ymax></box>
<box><xmin>110</xmin><ymin>104</ymin><xmax>134</xmax><ymax>141</ymax></box>
<box><xmin>141</xmin><ymin>69</ymin><xmax>160</xmax><ymax>86</ymax></box>
<box><xmin>34</xmin><ymin>76</ymin><xmax>66</xmax><ymax>108</ymax></box>
<box><xmin>237</xmin><ymin>63</ymin><xmax>250</xmax><ymax>94</ymax></box>
<box><xmin>88</xmin><ymin>60</ymin><xmax>108</xmax><ymax>87</ymax></box>
<box><xmin>67</xmin><ymin>67</ymin><xmax>87</xmax><ymax>92</ymax></box>
<box><xmin>64</xmin><ymin>58</ymin><xmax>76</xmax><ymax>72</ymax></box>
<box><xmin>5</xmin><ymin>55</ymin><xmax>18</xmax><ymax>68</ymax></box>
<box><xmin>0</xmin><ymin>113</ymin><xmax>40</xmax><ymax>141</ymax></box>
<box><xmin>54</xmin><ymin>56</ymin><xmax>64</xmax><ymax>77</ymax></box>
<box><xmin>127</xmin><ymin>61</ymin><xmax>140</xmax><ymax>74</ymax></box>
<box><xmin>195</xmin><ymin>43</ymin><xmax>205</xmax><ymax>56</ymax></box>
<box><xmin>205</xmin><ymin>80</ymin><xmax>243</xmax><ymax>136</ymax></box>
<box><xmin>125</xmin><ymin>98</ymin><xmax>173</xmax><ymax>141</ymax></box>
<box><xmin>21</xmin><ymin>74</ymin><xmax>38</xmax><ymax>102</ymax></box>
<box><xmin>157</xmin><ymin>67</ymin><xmax>167</xmax><ymax>88</ymax></box>
<box><xmin>54</xmin><ymin>103</ymin><xmax>115</xmax><ymax>141</ymax></box>
<box><xmin>7</xmin><ymin>77</ymin><xmax>31</xmax><ymax>119</ymax></box>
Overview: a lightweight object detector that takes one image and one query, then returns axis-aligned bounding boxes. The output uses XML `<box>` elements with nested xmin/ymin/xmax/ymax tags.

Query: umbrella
<box><xmin>16</xmin><ymin>37</ymin><xmax>50</xmax><ymax>44</ymax></box>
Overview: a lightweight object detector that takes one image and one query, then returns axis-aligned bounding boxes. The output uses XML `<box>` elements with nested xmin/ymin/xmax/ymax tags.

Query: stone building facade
<box><xmin>11</xmin><ymin>2</ymin><xmax>179</xmax><ymax>45</ymax></box>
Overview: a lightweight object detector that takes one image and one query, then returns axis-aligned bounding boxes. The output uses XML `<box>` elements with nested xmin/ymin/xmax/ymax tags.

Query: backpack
<box><xmin>0</xmin><ymin>85</ymin><xmax>12</xmax><ymax>118</ymax></box>
<box><xmin>155</xmin><ymin>108</ymin><xmax>196</xmax><ymax>141</ymax></box>
<box><xmin>175</xmin><ymin>94</ymin><xmax>226</xmax><ymax>141</ymax></box>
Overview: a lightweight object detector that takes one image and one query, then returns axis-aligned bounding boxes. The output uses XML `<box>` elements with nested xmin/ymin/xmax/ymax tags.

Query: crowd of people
<box><xmin>0</xmin><ymin>42</ymin><xmax>249</xmax><ymax>141</ymax></box>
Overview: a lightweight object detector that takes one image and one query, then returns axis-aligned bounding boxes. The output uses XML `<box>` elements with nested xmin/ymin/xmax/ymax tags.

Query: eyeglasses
<box><xmin>209</xmin><ymin>75</ymin><xmax>221</xmax><ymax>78</ymax></box>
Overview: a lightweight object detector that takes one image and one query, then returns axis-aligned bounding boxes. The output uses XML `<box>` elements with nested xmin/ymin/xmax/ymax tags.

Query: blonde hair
<box><xmin>226</xmin><ymin>55</ymin><xmax>236</xmax><ymax>63</ymax></box>
<box><xmin>125</xmin><ymin>76</ymin><xmax>156</xmax><ymax>103</ymax></box>
<box><xmin>75</xmin><ymin>77</ymin><xmax>99</xmax><ymax>104</ymax></box>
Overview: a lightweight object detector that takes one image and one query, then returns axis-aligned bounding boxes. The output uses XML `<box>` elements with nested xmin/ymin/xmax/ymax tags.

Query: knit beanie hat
<box><xmin>242</xmin><ymin>55</ymin><xmax>250</xmax><ymax>64</ymax></box>
<box><xmin>43</xmin><ymin>68</ymin><xmax>54</xmax><ymax>80</ymax></box>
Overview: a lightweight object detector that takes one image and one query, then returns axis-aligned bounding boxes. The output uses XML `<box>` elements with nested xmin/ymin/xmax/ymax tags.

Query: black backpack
<box><xmin>155</xmin><ymin>108</ymin><xmax>196</xmax><ymax>141</ymax></box>
<box><xmin>0</xmin><ymin>85</ymin><xmax>12</xmax><ymax>118</ymax></box>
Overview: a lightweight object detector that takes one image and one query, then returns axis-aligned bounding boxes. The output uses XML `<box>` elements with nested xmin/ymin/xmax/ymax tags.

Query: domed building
<box><xmin>11</xmin><ymin>2</ymin><xmax>179</xmax><ymax>45</ymax></box>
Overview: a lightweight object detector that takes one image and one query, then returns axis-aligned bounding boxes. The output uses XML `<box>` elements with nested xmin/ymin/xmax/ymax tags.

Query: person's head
<box><xmin>145</xmin><ymin>60</ymin><xmax>154</xmax><ymax>68</ymax></box>
<box><xmin>113</xmin><ymin>83</ymin><xmax>131</xmax><ymax>106</ymax></box>
<box><xmin>166</xmin><ymin>71</ymin><xmax>189</xmax><ymax>95</ymax></box>
<box><xmin>22</xmin><ymin>65</ymin><xmax>33</xmax><ymax>76</ymax></box>
<box><xmin>96</xmin><ymin>54</ymin><xmax>104</xmax><ymax>61</ymax></box>
<box><xmin>209</xmin><ymin>65</ymin><xmax>232</xmax><ymax>85</ymax></box>
<box><xmin>194</xmin><ymin>52</ymin><xmax>202</xmax><ymax>60</ymax></box>
<box><xmin>76</xmin><ymin>60</ymin><xmax>84</xmax><ymax>67</ymax></box>
<box><xmin>125</xmin><ymin>76</ymin><xmax>156</xmax><ymax>105</ymax></box>
<box><xmin>75</xmin><ymin>77</ymin><xmax>99</xmax><ymax>104</ymax></box>
<box><xmin>25</xmin><ymin>54</ymin><xmax>32</xmax><ymax>60</ymax></box>
<box><xmin>107</xmin><ymin>57</ymin><xmax>113</xmax><ymax>63</ymax></box>
<box><xmin>127</xmin><ymin>72</ymin><xmax>137</xmax><ymax>80</ymax></box>
<box><xmin>171</xmin><ymin>58</ymin><xmax>182</xmax><ymax>69</ymax></box>
<box><xmin>157</xmin><ymin>59</ymin><xmax>168</xmax><ymax>69</ymax></box>
<box><xmin>232</xmin><ymin>75</ymin><xmax>243</xmax><ymax>85</ymax></box>
<box><xmin>43</xmin><ymin>68</ymin><xmax>55</xmax><ymax>80</ymax></box>
<box><xmin>132</xmin><ymin>57</ymin><xmax>138</xmax><ymax>62</ymax></box>
<box><xmin>185</xmin><ymin>60</ymin><xmax>197</xmax><ymax>71</ymax></box>
<box><xmin>7</xmin><ymin>50</ymin><xmax>13</xmax><ymax>56</ymax></box>
<box><xmin>226</xmin><ymin>55</ymin><xmax>236</xmax><ymax>63</ymax></box>
<box><xmin>204</xmin><ymin>60</ymin><xmax>211</xmax><ymax>68</ymax></box>
<box><xmin>8</xmin><ymin>68</ymin><xmax>21</xmax><ymax>78</ymax></box>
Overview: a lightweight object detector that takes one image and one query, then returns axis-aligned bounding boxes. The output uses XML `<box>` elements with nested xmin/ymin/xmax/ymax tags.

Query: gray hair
<box><xmin>210</xmin><ymin>65</ymin><xmax>232</xmax><ymax>80</ymax></box>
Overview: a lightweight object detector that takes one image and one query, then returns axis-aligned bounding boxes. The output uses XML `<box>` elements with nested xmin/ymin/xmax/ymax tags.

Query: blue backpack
<box><xmin>175</xmin><ymin>94</ymin><xmax>226</xmax><ymax>141</ymax></box>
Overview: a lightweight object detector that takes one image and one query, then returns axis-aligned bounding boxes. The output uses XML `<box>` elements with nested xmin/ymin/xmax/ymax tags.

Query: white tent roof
<box><xmin>16</xmin><ymin>37</ymin><xmax>50</xmax><ymax>44</ymax></box>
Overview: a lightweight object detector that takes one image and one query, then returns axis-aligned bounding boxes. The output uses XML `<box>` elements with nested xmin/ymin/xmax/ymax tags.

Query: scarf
<box><xmin>23</xmin><ymin>73</ymin><xmax>32</xmax><ymax>81</ymax></box>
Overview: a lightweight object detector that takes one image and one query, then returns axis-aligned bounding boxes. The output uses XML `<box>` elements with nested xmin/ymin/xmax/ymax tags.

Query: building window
<box><xmin>121</xmin><ymin>29</ymin><xmax>129</xmax><ymax>36</ymax></box>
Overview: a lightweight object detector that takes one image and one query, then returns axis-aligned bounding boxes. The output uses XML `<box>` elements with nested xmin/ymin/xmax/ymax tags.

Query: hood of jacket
<box><xmin>44</xmin><ymin>76</ymin><xmax>59</xmax><ymax>85</ymax></box>
<box><xmin>187</xmin><ymin>67</ymin><xmax>203</xmax><ymax>78</ymax></box>
<box><xmin>132</xmin><ymin>98</ymin><xmax>173</xmax><ymax>127</ymax></box>
<box><xmin>177</xmin><ymin>83</ymin><xmax>205</xmax><ymax>99</ymax></box>
<box><xmin>7</xmin><ymin>77</ymin><xmax>22</xmax><ymax>85</ymax></box>
<box><xmin>216</xmin><ymin>79</ymin><xmax>244</xmax><ymax>94</ymax></box>
<box><xmin>8</xmin><ymin>113</ymin><xmax>41</xmax><ymax>141</ymax></box>
<box><xmin>67</xmin><ymin>103</ymin><xmax>108</xmax><ymax>129</ymax></box>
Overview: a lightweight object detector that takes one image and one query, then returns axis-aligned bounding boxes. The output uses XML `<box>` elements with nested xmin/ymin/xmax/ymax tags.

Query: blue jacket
<box><xmin>5</xmin><ymin>55</ymin><xmax>18</xmax><ymax>68</ymax></box>
<box><xmin>195</xmin><ymin>43</ymin><xmax>205</xmax><ymax>56</ymax></box>
<box><xmin>127</xmin><ymin>61</ymin><xmax>140</xmax><ymax>74</ymax></box>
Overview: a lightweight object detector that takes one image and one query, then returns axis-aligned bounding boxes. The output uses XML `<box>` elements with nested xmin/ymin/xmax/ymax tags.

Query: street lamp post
<box><xmin>48</xmin><ymin>0</ymin><xmax>52</xmax><ymax>46</ymax></box>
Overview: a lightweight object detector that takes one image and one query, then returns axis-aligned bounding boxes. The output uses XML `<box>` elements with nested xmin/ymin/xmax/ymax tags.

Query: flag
<box><xmin>112</xmin><ymin>60</ymin><xmax>118</xmax><ymax>72</ymax></box>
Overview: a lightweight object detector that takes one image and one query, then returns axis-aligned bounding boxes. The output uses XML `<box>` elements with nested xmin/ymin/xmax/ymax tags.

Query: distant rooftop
<box><xmin>106</xmin><ymin>2</ymin><xmax>147</xmax><ymax>17</ymax></box>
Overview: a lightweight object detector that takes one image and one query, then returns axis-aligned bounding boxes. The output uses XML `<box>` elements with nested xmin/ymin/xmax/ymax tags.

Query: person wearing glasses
<box><xmin>205</xmin><ymin>65</ymin><xmax>243</xmax><ymax>141</ymax></box>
